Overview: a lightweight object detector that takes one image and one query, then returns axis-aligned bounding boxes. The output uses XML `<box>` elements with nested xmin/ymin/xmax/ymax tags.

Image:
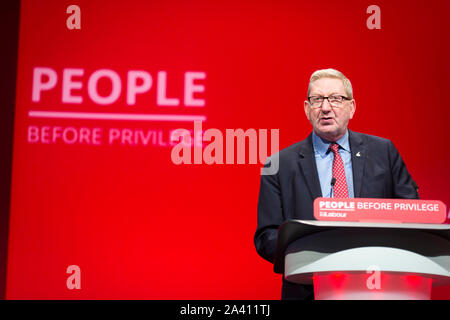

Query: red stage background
<box><xmin>7</xmin><ymin>0</ymin><xmax>450</xmax><ymax>299</ymax></box>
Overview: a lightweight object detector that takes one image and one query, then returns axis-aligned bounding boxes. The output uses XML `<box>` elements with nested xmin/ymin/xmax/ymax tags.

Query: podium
<box><xmin>274</xmin><ymin>220</ymin><xmax>450</xmax><ymax>300</ymax></box>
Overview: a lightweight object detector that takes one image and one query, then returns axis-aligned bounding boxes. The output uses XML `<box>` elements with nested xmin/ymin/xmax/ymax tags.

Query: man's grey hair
<box><xmin>307</xmin><ymin>68</ymin><xmax>354</xmax><ymax>99</ymax></box>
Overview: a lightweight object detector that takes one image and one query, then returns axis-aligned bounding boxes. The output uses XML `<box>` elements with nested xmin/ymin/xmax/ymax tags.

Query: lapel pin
<box><xmin>356</xmin><ymin>152</ymin><xmax>361</xmax><ymax>157</ymax></box>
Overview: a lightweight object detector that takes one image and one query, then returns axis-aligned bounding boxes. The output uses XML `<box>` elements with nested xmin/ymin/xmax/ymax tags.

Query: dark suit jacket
<box><xmin>254</xmin><ymin>130</ymin><xmax>418</xmax><ymax>299</ymax></box>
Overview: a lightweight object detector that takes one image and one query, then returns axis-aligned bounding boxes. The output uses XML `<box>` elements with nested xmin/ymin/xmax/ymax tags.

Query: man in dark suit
<box><xmin>254</xmin><ymin>68</ymin><xmax>418</xmax><ymax>300</ymax></box>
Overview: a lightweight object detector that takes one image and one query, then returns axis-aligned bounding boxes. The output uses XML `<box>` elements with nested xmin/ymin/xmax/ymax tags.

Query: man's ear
<box><xmin>349</xmin><ymin>99</ymin><xmax>356</xmax><ymax>119</ymax></box>
<box><xmin>304</xmin><ymin>100</ymin><xmax>311</xmax><ymax>121</ymax></box>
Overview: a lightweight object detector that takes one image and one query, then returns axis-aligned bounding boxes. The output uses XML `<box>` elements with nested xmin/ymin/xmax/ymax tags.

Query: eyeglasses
<box><xmin>308</xmin><ymin>95</ymin><xmax>351</xmax><ymax>108</ymax></box>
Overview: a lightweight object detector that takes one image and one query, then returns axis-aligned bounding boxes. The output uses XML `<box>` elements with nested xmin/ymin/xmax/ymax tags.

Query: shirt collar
<box><xmin>312</xmin><ymin>130</ymin><xmax>351</xmax><ymax>158</ymax></box>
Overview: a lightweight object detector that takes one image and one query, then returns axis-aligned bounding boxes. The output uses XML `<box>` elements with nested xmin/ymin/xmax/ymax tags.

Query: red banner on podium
<box><xmin>313</xmin><ymin>198</ymin><xmax>447</xmax><ymax>224</ymax></box>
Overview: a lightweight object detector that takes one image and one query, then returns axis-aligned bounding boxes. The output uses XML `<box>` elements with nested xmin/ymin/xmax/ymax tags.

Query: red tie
<box><xmin>329</xmin><ymin>143</ymin><xmax>349</xmax><ymax>198</ymax></box>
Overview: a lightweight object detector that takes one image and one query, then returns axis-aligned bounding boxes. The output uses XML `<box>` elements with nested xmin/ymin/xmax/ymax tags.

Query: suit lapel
<box><xmin>349</xmin><ymin>130</ymin><xmax>366</xmax><ymax>198</ymax></box>
<box><xmin>297</xmin><ymin>134</ymin><xmax>322</xmax><ymax>199</ymax></box>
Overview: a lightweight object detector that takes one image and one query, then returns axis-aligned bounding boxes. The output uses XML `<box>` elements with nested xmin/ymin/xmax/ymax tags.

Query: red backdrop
<box><xmin>7</xmin><ymin>0</ymin><xmax>450</xmax><ymax>299</ymax></box>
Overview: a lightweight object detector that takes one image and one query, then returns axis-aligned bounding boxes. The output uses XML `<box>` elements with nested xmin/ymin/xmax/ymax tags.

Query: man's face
<box><xmin>304</xmin><ymin>77</ymin><xmax>356</xmax><ymax>142</ymax></box>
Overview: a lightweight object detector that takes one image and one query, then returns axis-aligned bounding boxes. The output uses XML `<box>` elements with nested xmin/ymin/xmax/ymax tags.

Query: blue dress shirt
<box><xmin>312</xmin><ymin>130</ymin><xmax>355</xmax><ymax>198</ymax></box>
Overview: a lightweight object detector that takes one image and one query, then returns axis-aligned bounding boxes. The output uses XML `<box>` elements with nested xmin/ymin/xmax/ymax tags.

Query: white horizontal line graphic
<box><xmin>28</xmin><ymin>111</ymin><xmax>207</xmax><ymax>122</ymax></box>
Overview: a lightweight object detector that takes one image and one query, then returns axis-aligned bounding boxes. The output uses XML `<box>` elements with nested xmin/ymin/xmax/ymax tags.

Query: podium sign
<box><xmin>314</xmin><ymin>198</ymin><xmax>447</xmax><ymax>224</ymax></box>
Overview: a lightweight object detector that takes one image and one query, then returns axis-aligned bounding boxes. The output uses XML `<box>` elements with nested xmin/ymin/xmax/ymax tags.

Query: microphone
<box><xmin>412</xmin><ymin>180</ymin><xmax>419</xmax><ymax>198</ymax></box>
<box><xmin>330</xmin><ymin>177</ymin><xmax>336</xmax><ymax>198</ymax></box>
